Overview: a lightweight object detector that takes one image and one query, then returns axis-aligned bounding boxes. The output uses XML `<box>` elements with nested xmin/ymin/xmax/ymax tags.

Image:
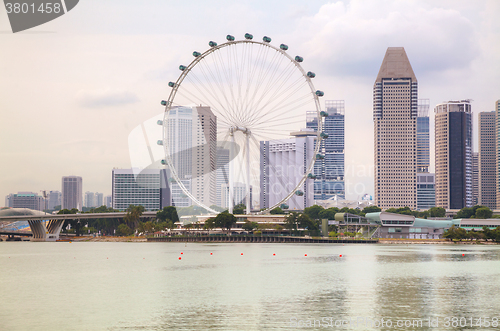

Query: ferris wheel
<box><xmin>159</xmin><ymin>34</ymin><xmax>326</xmax><ymax>214</ymax></box>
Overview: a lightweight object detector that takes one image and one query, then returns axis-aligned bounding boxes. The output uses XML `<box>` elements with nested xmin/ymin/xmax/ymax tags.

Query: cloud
<box><xmin>76</xmin><ymin>88</ymin><xmax>140</xmax><ymax>108</ymax></box>
<box><xmin>294</xmin><ymin>0</ymin><xmax>480</xmax><ymax>78</ymax></box>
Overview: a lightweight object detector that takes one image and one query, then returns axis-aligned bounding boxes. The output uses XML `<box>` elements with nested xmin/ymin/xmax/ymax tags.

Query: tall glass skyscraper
<box><xmin>416</xmin><ymin>99</ymin><xmax>435</xmax><ymax>209</ymax></box>
<box><xmin>306</xmin><ymin>100</ymin><xmax>345</xmax><ymax>200</ymax></box>
<box><xmin>435</xmin><ymin>100</ymin><xmax>473</xmax><ymax>209</ymax></box>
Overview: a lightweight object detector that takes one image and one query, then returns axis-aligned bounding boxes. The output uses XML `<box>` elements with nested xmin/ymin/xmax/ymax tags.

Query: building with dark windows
<box><xmin>496</xmin><ymin>100</ymin><xmax>500</xmax><ymax>208</ymax></box>
<box><xmin>435</xmin><ymin>100</ymin><xmax>472</xmax><ymax>209</ymax></box>
<box><xmin>373</xmin><ymin>47</ymin><xmax>418</xmax><ymax>209</ymax></box>
<box><xmin>479</xmin><ymin>111</ymin><xmax>496</xmax><ymax>209</ymax></box>
<box><xmin>306</xmin><ymin>100</ymin><xmax>345</xmax><ymax>201</ymax></box>
<box><xmin>62</xmin><ymin>176</ymin><xmax>83</xmax><ymax>210</ymax></box>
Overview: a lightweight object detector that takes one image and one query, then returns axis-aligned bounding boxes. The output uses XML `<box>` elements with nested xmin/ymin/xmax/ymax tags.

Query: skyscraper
<box><xmin>5</xmin><ymin>192</ymin><xmax>45</xmax><ymax>211</ymax></box>
<box><xmin>478</xmin><ymin>111</ymin><xmax>496</xmax><ymax>208</ymax></box>
<box><xmin>472</xmin><ymin>152</ymin><xmax>479</xmax><ymax>205</ymax></box>
<box><xmin>260</xmin><ymin>130</ymin><xmax>316</xmax><ymax>210</ymax></box>
<box><xmin>306</xmin><ymin>100</ymin><xmax>345</xmax><ymax>200</ymax></box>
<box><xmin>47</xmin><ymin>190</ymin><xmax>61</xmax><ymax>210</ymax></box>
<box><xmin>496</xmin><ymin>100</ymin><xmax>500</xmax><ymax>208</ymax></box>
<box><xmin>373</xmin><ymin>47</ymin><xmax>418</xmax><ymax>209</ymax></box>
<box><xmin>216</xmin><ymin>147</ymin><xmax>230</xmax><ymax>206</ymax></box>
<box><xmin>435</xmin><ymin>100</ymin><xmax>472</xmax><ymax>209</ymax></box>
<box><xmin>62</xmin><ymin>176</ymin><xmax>83</xmax><ymax>210</ymax></box>
<box><xmin>84</xmin><ymin>191</ymin><xmax>96</xmax><ymax>208</ymax></box>
<box><xmin>416</xmin><ymin>99</ymin><xmax>435</xmax><ymax>209</ymax></box>
<box><xmin>165</xmin><ymin>105</ymin><xmax>217</xmax><ymax>208</ymax></box>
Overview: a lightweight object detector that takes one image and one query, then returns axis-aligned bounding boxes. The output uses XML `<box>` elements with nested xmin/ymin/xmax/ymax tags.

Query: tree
<box><xmin>204</xmin><ymin>217</ymin><xmax>216</xmax><ymax>233</ymax></box>
<box><xmin>304</xmin><ymin>205</ymin><xmax>324</xmax><ymax>220</ymax></box>
<box><xmin>242</xmin><ymin>221</ymin><xmax>258</xmax><ymax>232</ymax></box>
<box><xmin>156</xmin><ymin>206</ymin><xmax>179</xmax><ymax>223</ymax></box>
<box><xmin>214</xmin><ymin>212</ymin><xmax>237</xmax><ymax>233</ymax></box>
<box><xmin>297</xmin><ymin>213</ymin><xmax>318</xmax><ymax>231</ymax></box>
<box><xmin>475</xmin><ymin>207</ymin><xmax>492</xmax><ymax>219</ymax></box>
<box><xmin>116</xmin><ymin>223</ymin><xmax>133</xmax><ymax>236</ymax></box>
<box><xmin>58</xmin><ymin>208</ymin><xmax>83</xmax><ymax>236</ymax></box>
<box><xmin>362</xmin><ymin>206</ymin><xmax>381</xmax><ymax>214</ymax></box>
<box><xmin>270</xmin><ymin>207</ymin><xmax>285</xmax><ymax>214</ymax></box>
<box><xmin>456</xmin><ymin>207</ymin><xmax>474</xmax><ymax>219</ymax></box>
<box><xmin>284</xmin><ymin>212</ymin><xmax>299</xmax><ymax>234</ymax></box>
<box><xmin>319</xmin><ymin>207</ymin><xmax>339</xmax><ymax>220</ymax></box>
<box><xmin>124</xmin><ymin>205</ymin><xmax>145</xmax><ymax>230</ymax></box>
<box><xmin>429</xmin><ymin>207</ymin><xmax>446</xmax><ymax>218</ymax></box>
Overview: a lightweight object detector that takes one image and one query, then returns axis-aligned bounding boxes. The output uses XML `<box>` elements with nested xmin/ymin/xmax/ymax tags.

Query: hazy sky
<box><xmin>1</xmin><ymin>0</ymin><xmax>499</xmax><ymax>204</ymax></box>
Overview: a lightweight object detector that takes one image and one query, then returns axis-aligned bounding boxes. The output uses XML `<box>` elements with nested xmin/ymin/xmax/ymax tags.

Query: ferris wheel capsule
<box><xmin>295</xmin><ymin>56</ymin><xmax>303</xmax><ymax>62</ymax></box>
<box><xmin>315</xmin><ymin>90</ymin><xmax>324</xmax><ymax>97</ymax></box>
<box><xmin>280</xmin><ymin>204</ymin><xmax>289</xmax><ymax>210</ymax></box>
<box><xmin>226</xmin><ymin>35</ymin><xmax>235</xmax><ymax>41</ymax></box>
<box><xmin>307</xmin><ymin>173</ymin><xmax>317</xmax><ymax>179</ymax></box>
<box><xmin>157</xmin><ymin>120</ymin><xmax>163</xmax><ymax>125</ymax></box>
<box><xmin>168</xmin><ymin>82</ymin><xmax>176</xmax><ymax>88</ymax></box>
<box><xmin>316</xmin><ymin>154</ymin><xmax>325</xmax><ymax>160</ymax></box>
<box><xmin>244</xmin><ymin>33</ymin><xmax>253</xmax><ymax>40</ymax></box>
<box><xmin>320</xmin><ymin>111</ymin><xmax>328</xmax><ymax>117</ymax></box>
<box><xmin>161</xmin><ymin>159</ymin><xmax>166</xmax><ymax>165</ymax></box>
<box><xmin>157</xmin><ymin>140</ymin><xmax>163</xmax><ymax>146</ymax></box>
<box><xmin>193</xmin><ymin>51</ymin><xmax>201</xmax><ymax>57</ymax></box>
<box><xmin>295</xmin><ymin>190</ymin><xmax>304</xmax><ymax>196</ymax></box>
<box><xmin>320</xmin><ymin>132</ymin><xmax>329</xmax><ymax>139</ymax></box>
<box><xmin>179</xmin><ymin>65</ymin><xmax>187</xmax><ymax>71</ymax></box>
<box><xmin>161</xmin><ymin>100</ymin><xmax>167</xmax><ymax>106</ymax></box>
<box><xmin>263</xmin><ymin>36</ymin><xmax>271</xmax><ymax>43</ymax></box>
<box><xmin>280</xmin><ymin>44</ymin><xmax>288</xmax><ymax>51</ymax></box>
<box><xmin>307</xmin><ymin>71</ymin><xmax>316</xmax><ymax>78</ymax></box>
<box><xmin>209</xmin><ymin>41</ymin><xmax>217</xmax><ymax>47</ymax></box>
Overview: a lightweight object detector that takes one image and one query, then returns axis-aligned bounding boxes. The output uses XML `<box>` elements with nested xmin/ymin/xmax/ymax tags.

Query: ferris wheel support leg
<box><xmin>229</xmin><ymin>133</ymin><xmax>234</xmax><ymax>214</ymax></box>
<box><xmin>246</xmin><ymin>133</ymin><xmax>251</xmax><ymax>214</ymax></box>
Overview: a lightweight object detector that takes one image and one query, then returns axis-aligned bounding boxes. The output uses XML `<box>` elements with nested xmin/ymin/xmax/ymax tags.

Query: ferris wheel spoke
<box><xmin>249</xmin><ymin>92</ymin><xmax>312</xmax><ymax>127</ymax></box>
<box><xmin>246</xmin><ymin>65</ymin><xmax>303</xmax><ymax>122</ymax></box>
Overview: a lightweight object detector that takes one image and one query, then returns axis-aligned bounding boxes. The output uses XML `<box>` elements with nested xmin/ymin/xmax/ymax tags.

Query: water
<box><xmin>1</xmin><ymin>242</ymin><xmax>500</xmax><ymax>330</ymax></box>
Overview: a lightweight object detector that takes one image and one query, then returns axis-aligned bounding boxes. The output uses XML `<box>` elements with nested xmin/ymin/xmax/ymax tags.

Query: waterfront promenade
<box><xmin>148</xmin><ymin>235</ymin><xmax>378</xmax><ymax>243</ymax></box>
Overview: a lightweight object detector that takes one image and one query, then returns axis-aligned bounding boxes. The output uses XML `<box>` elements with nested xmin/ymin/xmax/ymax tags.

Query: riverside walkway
<box><xmin>148</xmin><ymin>235</ymin><xmax>378</xmax><ymax>243</ymax></box>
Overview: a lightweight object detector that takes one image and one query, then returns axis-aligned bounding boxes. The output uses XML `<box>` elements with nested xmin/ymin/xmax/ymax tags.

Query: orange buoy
<box><xmin>241</xmin><ymin>253</ymin><xmax>243</xmax><ymax>255</ymax></box>
<box><xmin>210</xmin><ymin>252</ymin><xmax>213</xmax><ymax>255</ymax></box>
<box><xmin>181</xmin><ymin>252</ymin><xmax>183</xmax><ymax>254</ymax></box>
<box><xmin>304</xmin><ymin>254</ymin><xmax>307</xmax><ymax>257</ymax></box>
<box><xmin>178</xmin><ymin>257</ymin><xmax>181</xmax><ymax>260</ymax></box>
<box><xmin>273</xmin><ymin>253</ymin><xmax>276</xmax><ymax>256</ymax></box>
<box><xmin>340</xmin><ymin>254</ymin><xmax>342</xmax><ymax>257</ymax></box>
<box><xmin>462</xmin><ymin>253</ymin><xmax>465</xmax><ymax>256</ymax></box>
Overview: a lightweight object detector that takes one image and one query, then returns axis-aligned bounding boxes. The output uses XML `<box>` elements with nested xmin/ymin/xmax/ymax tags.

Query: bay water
<box><xmin>1</xmin><ymin>242</ymin><xmax>500</xmax><ymax>330</ymax></box>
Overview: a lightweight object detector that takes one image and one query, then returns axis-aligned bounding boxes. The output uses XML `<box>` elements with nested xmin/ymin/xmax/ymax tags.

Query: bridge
<box><xmin>0</xmin><ymin>212</ymin><xmax>158</xmax><ymax>241</ymax></box>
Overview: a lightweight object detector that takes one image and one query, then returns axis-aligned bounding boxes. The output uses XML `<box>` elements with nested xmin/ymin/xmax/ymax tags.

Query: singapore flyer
<box><xmin>160</xmin><ymin>33</ymin><xmax>326</xmax><ymax>214</ymax></box>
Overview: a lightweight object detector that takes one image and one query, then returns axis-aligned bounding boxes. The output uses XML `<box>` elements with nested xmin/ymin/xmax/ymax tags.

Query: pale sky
<box><xmin>1</xmin><ymin>0</ymin><xmax>499</xmax><ymax>205</ymax></box>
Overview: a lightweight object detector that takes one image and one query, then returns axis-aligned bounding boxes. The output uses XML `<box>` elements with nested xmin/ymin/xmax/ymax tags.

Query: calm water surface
<box><xmin>1</xmin><ymin>242</ymin><xmax>500</xmax><ymax>330</ymax></box>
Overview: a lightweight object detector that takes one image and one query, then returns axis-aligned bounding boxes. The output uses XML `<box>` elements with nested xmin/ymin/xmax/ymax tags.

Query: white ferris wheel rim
<box><xmin>162</xmin><ymin>37</ymin><xmax>324</xmax><ymax>214</ymax></box>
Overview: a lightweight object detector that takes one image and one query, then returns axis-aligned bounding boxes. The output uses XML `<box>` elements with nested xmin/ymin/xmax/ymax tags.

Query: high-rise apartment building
<box><xmin>479</xmin><ymin>111</ymin><xmax>496</xmax><ymax>208</ymax></box>
<box><xmin>47</xmin><ymin>190</ymin><xmax>61</xmax><ymax>210</ymax></box>
<box><xmin>495</xmin><ymin>100</ymin><xmax>500</xmax><ymax>208</ymax></box>
<box><xmin>216</xmin><ymin>147</ymin><xmax>230</xmax><ymax>206</ymax></box>
<box><xmin>306</xmin><ymin>100</ymin><xmax>345</xmax><ymax>200</ymax></box>
<box><xmin>95</xmin><ymin>192</ymin><xmax>104</xmax><ymax>207</ymax></box>
<box><xmin>191</xmin><ymin>106</ymin><xmax>217</xmax><ymax>208</ymax></box>
<box><xmin>62</xmin><ymin>176</ymin><xmax>83</xmax><ymax>210</ymax></box>
<box><xmin>472</xmin><ymin>152</ymin><xmax>479</xmax><ymax>206</ymax></box>
<box><xmin>260</xmin><ymin>130</ymin><xmax>315</xmax><ymax>210</ymax></box>
<box><xmin>435</xmin><ymin>100</ymin><xmax>472</xmax><ymax>209</ymax></box>
<box><xmin>84</xmin><ymin>191</ymin><xmax>96</xmax><ymax>208</ymax></box>
<box><xmin>165</xmin><ymin>105</ymin><xmax>217</xmax><ymax>208</ymax></box>
<box><xmin>373</xmin><ymin>47</ymin><xmax>418</xmax><ymax>209</ymax></box>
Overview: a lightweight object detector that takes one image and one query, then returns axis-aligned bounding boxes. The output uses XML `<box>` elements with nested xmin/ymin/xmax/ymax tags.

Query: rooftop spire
<box><xmin>375</xmin><ymin>47</ymin><xmax>417</xmax><ymax>82</ymax></box>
